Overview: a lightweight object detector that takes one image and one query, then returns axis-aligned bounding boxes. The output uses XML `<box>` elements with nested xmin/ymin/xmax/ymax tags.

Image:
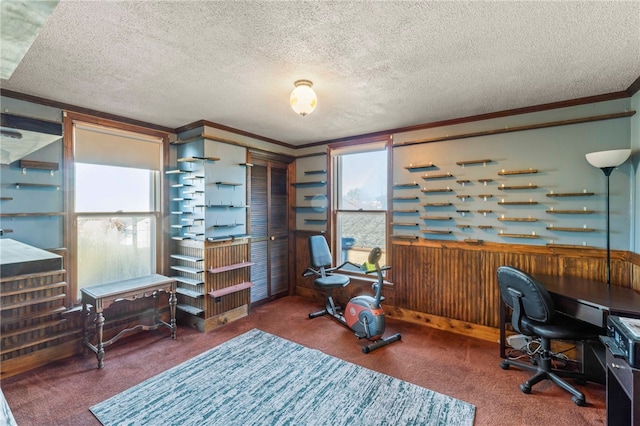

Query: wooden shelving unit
<box><xmin>421</xmin><ymin>229</ymin><xmax>452</xmax><ymax>234</ymax></box>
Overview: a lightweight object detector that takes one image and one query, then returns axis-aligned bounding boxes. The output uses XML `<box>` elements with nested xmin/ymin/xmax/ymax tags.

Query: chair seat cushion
<box><xmin>315</xmin><ymin>274</ymin><xmax>350</xmax><ymax>289</ymax></box>
<box><xmin>521</xmin><ymin>314</ymin><xmax>602</xmax><ymax>340</ymax></box>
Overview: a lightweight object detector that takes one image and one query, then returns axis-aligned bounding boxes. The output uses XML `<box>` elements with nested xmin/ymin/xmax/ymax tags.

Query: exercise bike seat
<box><xmin>309</xmin><ymin>235</ymin><xmax>350</xmax><ymax>289</ymax></box>
<box><xmin>315</xmin><ymin>274</ymin><xmax>350</xmax><ymax>289</ymax></box>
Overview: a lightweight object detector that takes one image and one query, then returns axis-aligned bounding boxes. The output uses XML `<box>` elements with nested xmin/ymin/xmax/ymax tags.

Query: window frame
<box><xmin>63</xmin><ymin>111</ymin><xmax>170</xmax><ymax>306</ymax></box>
<box><xmin>328</xmin><ymin>136</ymin><xmax>393</xmax><ymax>278</ymax></box>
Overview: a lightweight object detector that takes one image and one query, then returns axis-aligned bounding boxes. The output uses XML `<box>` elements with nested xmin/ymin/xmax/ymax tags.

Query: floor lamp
<box><xmin>585</xmin><ymin>149</ymin><xmax>632</xmax><ymax>286</ymax></box>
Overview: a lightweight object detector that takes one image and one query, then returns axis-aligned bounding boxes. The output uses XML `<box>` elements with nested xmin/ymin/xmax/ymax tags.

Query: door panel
<box><xmin>250</xmin><ymin>158</ymin><xmax>289</xmax><ymax>305</ymax></box>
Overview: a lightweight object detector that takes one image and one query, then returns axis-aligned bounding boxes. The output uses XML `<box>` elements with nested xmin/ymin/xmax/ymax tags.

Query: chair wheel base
<box><xmin>572</xmin><ymin>396</ymin><xmax>585</xmax><ymax>406</ymax></box>
<box><xmin>520</xmin><ymin>383</ymin><xmax>531</xmax><ymax>394</ymax></box>
<box><xmin>500</xmin><ymin>361</ymin><xmax>510</xmax><ymax>370</ymax></box>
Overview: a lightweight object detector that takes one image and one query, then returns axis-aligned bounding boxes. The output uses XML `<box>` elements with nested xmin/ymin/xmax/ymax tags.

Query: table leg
<box><xmin>94</xmin><ymin>311</ymin><xmax>105</xmax><ymax>369</ymax></box>
<box><xmin>82</xmin><ymin>302</ymin><xmax>88</xmax><ymax>355</ymax></box>
<box><xmin>169</xmin><ymin>290</ymin><xmax>177</xmax><ymax>340</ymax></box>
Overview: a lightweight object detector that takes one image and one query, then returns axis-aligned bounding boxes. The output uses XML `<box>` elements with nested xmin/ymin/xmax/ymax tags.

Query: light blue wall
<box><xmin>631</xmin><ymin>90</ymin><xmax>640</xmax><ymax>254</ymax></box>
<box><xmin>391</xmin><ymin>99</ymin><xmax>633</xmax><ymax>250</ymax></box>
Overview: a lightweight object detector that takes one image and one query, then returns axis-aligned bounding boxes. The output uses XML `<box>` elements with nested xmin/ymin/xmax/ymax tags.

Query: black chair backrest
<box><xmin>497</xmin><ymin>266</ymin><xmax>555</xmax><ymax>331</ymax></box>
<box><xmin>309</xmin><ymin>235</ymin><xmax>333</xmax><ymax>269</ymax></box>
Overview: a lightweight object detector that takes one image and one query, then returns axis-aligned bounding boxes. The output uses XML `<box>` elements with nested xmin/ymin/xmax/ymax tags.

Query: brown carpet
<box><xmin>1</xmin><ymin>296</ymin><xmax>605</xmax><ymax>425</ymax></box>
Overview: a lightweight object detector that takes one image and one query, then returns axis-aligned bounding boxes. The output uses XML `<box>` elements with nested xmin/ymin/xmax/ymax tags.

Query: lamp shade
<box><xmin>585</xmin><ymin>149</ymin><xmax>631</xmax><ymax>169</ymax></box>
<box><xmin>290</xmin><ymin>80</ymin><xmax>317</xmax><ymax>116</ymax></box>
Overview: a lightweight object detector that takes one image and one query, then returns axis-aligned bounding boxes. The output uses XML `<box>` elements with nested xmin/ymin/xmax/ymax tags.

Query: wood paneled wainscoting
<box><xmin>294</xmin><ymin>230</ymin><xmax>638</xmax><ymax>343</ymax></box>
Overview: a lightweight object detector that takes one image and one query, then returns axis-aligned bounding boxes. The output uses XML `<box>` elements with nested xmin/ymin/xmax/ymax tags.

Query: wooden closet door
<box><xmin>249</xmin><ymin>157</ymin><xmax>289</xmax><ymax>305</ymax></box>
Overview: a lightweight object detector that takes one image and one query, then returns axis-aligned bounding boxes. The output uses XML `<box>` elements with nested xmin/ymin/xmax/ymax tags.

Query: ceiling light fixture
<box><xmin>290</xmin><ymin>80</ymin><xmax>317</xmax><ymax>116</ymax></box>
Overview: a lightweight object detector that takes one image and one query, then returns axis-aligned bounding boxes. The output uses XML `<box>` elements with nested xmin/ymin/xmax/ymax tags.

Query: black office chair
<box><xmin>306</xmin><ymin>235</ymin><xmax>350</xmax><ymax>319</ymax></box>
<box><xmin>497</xmin><ymin>266</ymin><xmax>601</xmax><ymax>406</ymax></box>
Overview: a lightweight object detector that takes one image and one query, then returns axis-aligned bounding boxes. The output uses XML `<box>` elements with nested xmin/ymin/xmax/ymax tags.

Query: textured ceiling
<box><xmin>1</xmin><ymin>1</ymin><xmax>639</xmax><ymax>146</ymax></box>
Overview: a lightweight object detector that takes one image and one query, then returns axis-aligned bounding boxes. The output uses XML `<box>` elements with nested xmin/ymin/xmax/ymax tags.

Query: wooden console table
<box><xmin>81</xmin><ymin>274</ymin><xmax>177</xmax><ymax>369</ymax></box>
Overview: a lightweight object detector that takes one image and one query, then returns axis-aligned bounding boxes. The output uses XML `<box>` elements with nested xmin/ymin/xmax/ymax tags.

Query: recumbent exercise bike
<box><xmin>303</xmin><ymin>235</ymin><xmax>401</xmax><ymax>353</ymax></box>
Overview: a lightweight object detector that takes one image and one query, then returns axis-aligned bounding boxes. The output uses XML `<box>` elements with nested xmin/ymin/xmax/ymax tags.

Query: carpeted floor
<box><xmin>90</xmin><ymin>329</ymin><xmax>475</xmax><ymax>425</ymax></box>
<box><xmin>1</xmin><ymin>296</ymin><xmax>606</xmax><ymax>425</ymax></box>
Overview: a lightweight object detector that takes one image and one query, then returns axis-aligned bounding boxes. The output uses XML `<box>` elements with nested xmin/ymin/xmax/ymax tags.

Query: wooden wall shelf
<box><xmin>478</xmin><ymin>194</ymin><xmax>492</xmax><ymax>200</ymax></box>
<box><xmin>421</xmin><ymin>202</ymin><xmax>452</xmax><ymax>207</ymax></box>
<box><xmin>303</xmin><ymin>219</ymin><xmax>327</xmax><ymax>224</ymax></box>
<box><xmin>393</xmin><ymin>183</ymin><xmax>419</xmax><ymax>188</ymax></box>
<box><xmin>546</xmin><ymin>209</ymin><xmax>595</xmax><ymax>214</ymax></box>
<box><xmin>291</xmin><ymin>181</ymin><xmax>327</xmax><ymax>187</ymax></box>
<box><xmin>214</xmin><ymin>181</ymin><xmax>242</xmax><ymax>186</ymax></box>
<box><xmin>19</xmin><ymin>160</ymin><xmax>59</xmax><ymax>174</ymax></box>
<box><xmin>498</xmin><ymin>185</ymin><xmax>538</xmax><ymax>190</ymax></box>
<box><xmin>421</xmin><ymin>188</ymin><xmax>453</xmax><ymax>193</ymax></box>
<box><xmin>498</xmin><ymin>217</ymin><xmax>537</xmax><ymax>222</ymax></box>
<box><xmin>546</xmin><ymin>227</ymin><xmax>595</xmax><ymax>232</ymax></box>
<box><xmin>457</xmin><ymin>224</ymin><xmax>471</xmax><ymax>228</ymax></box>
<box><xmin>500</xmin><ymin>233</ymin><xmax>539</xmax><ymax>238</ymax></box>
<box><xmin>165</xmin><ymin>169</ymin><xmax>188</xmax><ymax>175</ymax></box>
<box><xmin>177</xmin><ymin>156</ymin><xmax>220</xmax><ymax>162</ymax></box>
<box><xmin>393</xmin><ymin>196</ymin><xmax>419</xmax><ymax>200</ymax></box>
<box><xmin>456</xmin><ymin>159</ymin><xmax>491</xmax><ymax>166</ymax></box>
<box><xmin>498</xmin><ymin>168</ymin><xmax>538</xmax><ymax>175</ymax></box>
<box><xmin>0</xmin><ymin>212</ymin><xmax>64</xmax><ymax>217</ymax></box>
<box><xmin>422</xmin><ymin>173</ymin><xmax>454</xmax><ymax>180</ymax></box>
<box><xmin>546</xmin><ymin>192</ymin><xmax>595</xmax><ymax>197</ymax></box>
<box><xmin>478</xmin><ymin>179</ymin><xmax>493</xmax><ymax>184</ymax></box>
<box><xmin>209</xmin><ymin>281</ymin><xmax>254</xmax><ymax>299</ymax></box>
<box><xmin>15</xmin><ymin>183</ymin><xmax>59</xmax><ymax>190</ymax></box>
<box><xmin>420</xmin><ymin>216</ymin><xmax>452</xmax><ymax>220</ymax></box>
<box><xmin>478</xmin><ymin>225</ymin><xmax>493</xmax><ymax>229</ymax></box>
<box><xmin>208</xmin><ymin>261</ymin><xmax>254</xmax><ymax>274</ymax></box>
<box><xmin>421</xmin><ymin>229</ymin><xmax>452</xmax><ymax>234</ymax></box>
<box><xmin>478</xmin><ymin>210</ymin><xmax>493</xmax><ymax>214</ymax></box>
<box><xmin>405</xmin><ymin>163</ymin><xmax>435</xmax><ymax>170</ymax></box>
<box><xmin>497</xmin><ymin>201</ymin><xmax>538</xmax><ymax>205</ymax></box>
<box><xmin>0</xmin><ymin>197</ymin><xmax>13</xmax><ymax>201</ymax></box>
<box><xmin>391</xmin><ymin>235</ymin><xmax>419</xmax><ymax>240</ymax></box>
<box><xmin>393</xmin><ymin>222</ymin><xmax>420</xmax><ymax>227</ymax></box>
<box><xmin>304</xmin><ymin>170</ymin><xmax>326</xmax><ymax>175</ymax></box>
<box><xmin>393</xmin><ymin>209</ymin><xmax>419</xmax><ymax>213</ymax></box>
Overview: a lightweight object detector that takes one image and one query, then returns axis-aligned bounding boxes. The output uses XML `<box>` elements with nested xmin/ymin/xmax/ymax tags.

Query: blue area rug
<box><xmin>90</xmin><ymin>329</ymin><xmax>475</xmax><ymax>425</ymax></box>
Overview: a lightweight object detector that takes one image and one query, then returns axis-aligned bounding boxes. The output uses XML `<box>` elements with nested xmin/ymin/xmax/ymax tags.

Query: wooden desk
<box><xmin>81</xmin><ymin>274</ymin><xmax>177</xmax><ymax>369</ymax></box>
<box><xmin>499</xmin><ymin>274</ymin><xmax>640</xmax><ymax>358</ymax></box>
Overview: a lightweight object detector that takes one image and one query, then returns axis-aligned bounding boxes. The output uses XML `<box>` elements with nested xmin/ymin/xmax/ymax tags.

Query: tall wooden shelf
<box><xmin>169</xmin><ymin>139</ymin><xmax>251</xmax><ymax>332</ymax></box>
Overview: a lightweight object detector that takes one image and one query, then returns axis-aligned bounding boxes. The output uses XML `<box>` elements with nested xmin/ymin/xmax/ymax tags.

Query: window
<box><xmin>332</xmin><ymin>142</ymin><xmax>388</xmax><ymax>268</ymax></box>
<box><xmin>75</xmin><ymin>164</ymin><xmax>158</xmax><ymax>298</ymax></box>
<box><xmin>70</xmin><ymin>120</ymin><xmax>164</xmax><ymax>300</ymax></box>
